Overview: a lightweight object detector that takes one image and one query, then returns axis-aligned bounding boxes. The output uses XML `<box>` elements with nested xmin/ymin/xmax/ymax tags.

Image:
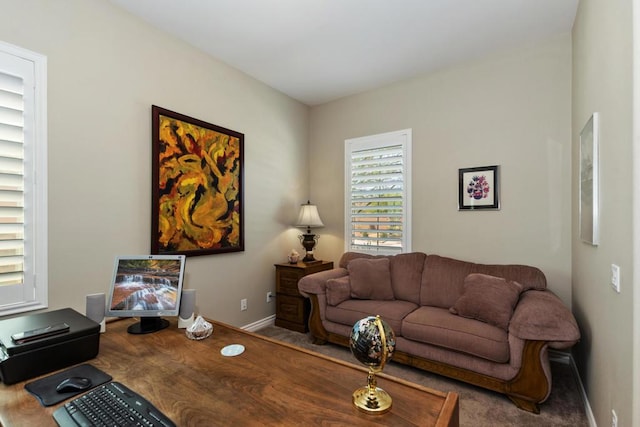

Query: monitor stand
<box><xmin>127</xmin><ymin>317</ymin><xmax>170</xmax><ymax>334</ymax></box>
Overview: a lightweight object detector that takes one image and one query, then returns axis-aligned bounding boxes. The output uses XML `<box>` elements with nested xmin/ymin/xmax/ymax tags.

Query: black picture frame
<box><xmin>458</xmin><ymin>165</ymin><xmax>500</xmax><ymax>211</ymax></box>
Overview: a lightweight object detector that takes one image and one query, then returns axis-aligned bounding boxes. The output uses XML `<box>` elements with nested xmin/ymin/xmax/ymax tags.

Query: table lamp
<box><xmin>295</xmin><ymin>200</ymin><xmax>324</xmax><ymax>262</ymax></box>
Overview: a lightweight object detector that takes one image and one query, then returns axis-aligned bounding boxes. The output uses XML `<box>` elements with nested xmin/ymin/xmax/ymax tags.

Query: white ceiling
<box><xmin>109</xmin><ymin>0</ymin><xmax>578</xmax><ymax>106</ymax></box>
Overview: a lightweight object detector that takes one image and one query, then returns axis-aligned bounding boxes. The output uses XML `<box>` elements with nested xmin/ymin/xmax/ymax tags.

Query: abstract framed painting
<box><xmin>151</xmin><ymin>105</ymin><xmax>244</xmax><ymax>256</ymax></box>
<box><xmin>458</xmin><ymin>165</ymin><xmax>500</xmax><ymax>211</ymax></box>
<box><xmin>579</xmin><ymin>112</ymin><xmax>599</xmax><ymax>246</ymax></box>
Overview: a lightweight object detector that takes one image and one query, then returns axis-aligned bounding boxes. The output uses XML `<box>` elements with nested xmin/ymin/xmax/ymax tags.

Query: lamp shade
<box><xmin>295</xmin><ymin>201</ymin><xmax>324</xmax><ymax>228</ymax></box>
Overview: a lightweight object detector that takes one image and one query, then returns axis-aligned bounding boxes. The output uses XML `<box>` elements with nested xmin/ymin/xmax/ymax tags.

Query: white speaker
<box><xmin>86</xmin><ymin>293</ymin><xmax>106</xmax><ymax>333</ymax></box>
<box><xmin>178</xmin><ymin>289</ymin><xmax>196</xmax><ymax>329</ymax></box>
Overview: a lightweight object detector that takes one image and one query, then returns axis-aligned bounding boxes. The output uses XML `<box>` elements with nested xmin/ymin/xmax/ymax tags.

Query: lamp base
<box><xmin>299</xmin><ymin>233</ymin><xmax>320</xmax><ymax>263</ymax></box>
<box><xmin>352</xmin><ymin>385</ymin><xmax>392</xmax><ymax>415</ymax></box>
<box><xmin>302</xmin><ymin>252</ymin><xmax>317</xmax><ymax>262</ymax></box>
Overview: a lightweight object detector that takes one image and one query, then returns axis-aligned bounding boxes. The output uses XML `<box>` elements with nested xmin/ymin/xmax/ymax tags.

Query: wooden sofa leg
<box><xmin>307</xmin><ymin>294</ymin><xmax>328</xmax><ymax>345</ymax></box>
<box><xmin>507</xmin><ymin>396</ymin><xmax>540</xmax><ymax>414</ymax></box>
<box><xmin>312</xmin><ymin>336</ymin><xmax>327</xmax><ymax>345</ymax></box>
<box><xmin>505</xmin><ymin>340</ymin><xmax>549</xmax><ymax>413</ymax></box>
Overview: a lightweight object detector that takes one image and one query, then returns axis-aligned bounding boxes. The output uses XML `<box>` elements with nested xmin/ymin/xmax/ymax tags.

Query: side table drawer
<box><xmin>277</xmin><ymin>271</ymin><xmax>302</xmax><ymax>295</ymax></box>
<box><xmin>276</xmin><ymin>294</ymin><xmax>307</xmax><ymax>323</ymax></box>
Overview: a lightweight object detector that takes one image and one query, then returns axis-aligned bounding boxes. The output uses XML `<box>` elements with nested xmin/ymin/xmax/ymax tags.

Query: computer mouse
<box><xmin>55</xmin><ymin>376</ymin><xmax>93</xmax><ymax>393</ymax></box>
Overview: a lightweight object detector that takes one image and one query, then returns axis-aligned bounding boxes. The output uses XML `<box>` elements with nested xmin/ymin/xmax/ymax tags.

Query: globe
<box><xmin>349</xmin><ymin>315</ymin><xmax>396</xmax><ymax>414</ymax></box>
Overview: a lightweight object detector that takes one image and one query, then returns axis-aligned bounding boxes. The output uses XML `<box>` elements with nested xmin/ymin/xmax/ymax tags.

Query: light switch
<box><xmin>611</xmin><ymin>264</ymin><xmax>621</xmax><ymax>293</ymax></box>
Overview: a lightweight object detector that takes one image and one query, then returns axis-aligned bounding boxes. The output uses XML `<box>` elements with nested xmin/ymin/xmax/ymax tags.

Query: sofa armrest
<box><xmin>298</xmin><ymin>268</ymin><xmax>348</xmax><ymax>297</ymax></box>
<box><xmin>509</xmin><ymin>290</ymin><xmax>580</xmax><ymax>349</ymax></box>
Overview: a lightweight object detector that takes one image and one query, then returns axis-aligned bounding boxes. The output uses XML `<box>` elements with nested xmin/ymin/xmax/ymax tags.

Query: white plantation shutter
<box><xmin>0</xmin><ymin>71</ymin><xmax>26</xmax><ymax>287</ymax></box>
<box><xmin>345</xmin><ymin>130</ymin><xmax>411</xmax><ymax>254</ymax></box>
<box><xmin>0</xmin><ymin>42</ymin><xmax>47</xmax><ymax>316</ymax></box>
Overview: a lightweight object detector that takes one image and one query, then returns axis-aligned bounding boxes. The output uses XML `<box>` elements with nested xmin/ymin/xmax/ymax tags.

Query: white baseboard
<box><xmin>241</xmin><ymin>314</ymin><xmax>275</xmax><ymax>332</ymax></box>
<box><xmin>549</xmin><ymin>350</ymin><xmax>596</xmax><ymax>427</ymax></box>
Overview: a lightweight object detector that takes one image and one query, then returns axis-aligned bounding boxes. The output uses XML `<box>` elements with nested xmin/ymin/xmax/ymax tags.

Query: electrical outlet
<box><xmin>240</xmin><ymin>298</ymin><xmax>247</xmax><ymax>311</ymax></box>
<box><xmin>612</xmin><ymin>409</ymin><xmax>618</xmax><ymax>427</ymax></box>
<box><xmin>266</xmin><ymin>292</ymin><xmax>274</xmax><ymax>303</ymax></box>
<box><xmin>611</xmin><ymin>264</ymin><xmax>621</xmax><ymax>293</ymax></box>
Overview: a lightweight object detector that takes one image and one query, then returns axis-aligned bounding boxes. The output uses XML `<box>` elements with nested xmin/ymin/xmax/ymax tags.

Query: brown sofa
<box><xmin>297</xmin><ymin>252</ymin><xmax>580</xmax><ymax>413</ymax></box>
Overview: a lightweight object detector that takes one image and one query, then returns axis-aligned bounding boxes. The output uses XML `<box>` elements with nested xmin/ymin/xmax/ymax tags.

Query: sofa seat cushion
<box><xmin>325</xmin><ymin>300</ymin><xmax>418</xmax><ymax>336</ymax></box>
<box><xmin>402</xmin><ymin>306</ymin><xmax>510</xmax><ymax>363</ymax></box>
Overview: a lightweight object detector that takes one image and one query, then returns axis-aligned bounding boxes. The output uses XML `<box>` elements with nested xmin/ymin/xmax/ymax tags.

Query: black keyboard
<box><xmin>52</xmin><ymin>381</ymin><xmax>176</xmax><ymax>427</ymax></box>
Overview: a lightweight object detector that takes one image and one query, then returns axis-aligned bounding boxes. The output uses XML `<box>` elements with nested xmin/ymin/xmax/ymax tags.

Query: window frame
<box><xmin>0</xmin><ymin>41</ymin><xmax>48</xmax><ymax>317</ymax></box>
<box><xmin>344</xmin><ymin>129</ymin><xmax>412</xmax><ymax>255</ymax></box>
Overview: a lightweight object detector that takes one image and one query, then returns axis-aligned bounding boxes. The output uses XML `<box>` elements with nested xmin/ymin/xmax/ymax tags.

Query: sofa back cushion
<box><xmin>348</xmin><ymin>258</ymin><xmax>394</xmax><ymax>300</ymax></box>
<box><xmin>421</xmin><ymin>255</ymin><xmax>547</xmax><ymax>308</ymax></box>
<box><xmin>339</xmin><ymin>252</ymin><xmax>426</xmax><ymax>303</ymax></box>
<box><xmin>338</xmin><ymin>252</ymin><xmax>377</xmax><ymax>268</ymax></box>
<box><xmin>388</xmin><ymin>252</ymin><xmax>426</xmax><ymax>304</ymax></box>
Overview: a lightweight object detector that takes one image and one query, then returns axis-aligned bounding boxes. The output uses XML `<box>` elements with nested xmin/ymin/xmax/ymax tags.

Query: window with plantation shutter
<box><xmin>0</xmin><ymin>42</ymin><xmax>47</xmax><ymax>316</ymax></box>
<box><xmin>345</xmin><ymin>129</ymin><xmax>411</xmax><ymax>255</ymax></box>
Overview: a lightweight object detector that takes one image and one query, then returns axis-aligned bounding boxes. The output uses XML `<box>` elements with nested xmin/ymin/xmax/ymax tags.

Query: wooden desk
<box><xmin>0</xmin><ymin>318</ymin><xmax>459</xmax><ymax>426</ymax></box>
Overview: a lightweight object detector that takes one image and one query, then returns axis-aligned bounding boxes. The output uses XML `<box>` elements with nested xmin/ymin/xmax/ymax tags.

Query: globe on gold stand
<box><xmin>349</xmin><ymin>315</ymin><xmax>396</xmax><ymax>414</ymax></box>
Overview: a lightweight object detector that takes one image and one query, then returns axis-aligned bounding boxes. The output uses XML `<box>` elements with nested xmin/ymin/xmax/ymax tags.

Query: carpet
<box><xmin>255</xmin><ymin>325</ymin><xmax>589</xmax><ymax>427</ymax></box>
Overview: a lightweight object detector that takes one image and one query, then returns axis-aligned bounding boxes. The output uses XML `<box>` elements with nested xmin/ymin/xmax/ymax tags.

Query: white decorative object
<box><xmin>288</xmin><ymin>249</ymin><xmax>300</xmax><ymax>263</ymax></box>
<box><xmin>185</xmin><ymin>315</ymin><xmax>213</xmax><ymax>340</ymax></box>
<box><xmin>220</xmin><ymin>344</ymin><xmax>245</xmax><ymax>357</ymax></box>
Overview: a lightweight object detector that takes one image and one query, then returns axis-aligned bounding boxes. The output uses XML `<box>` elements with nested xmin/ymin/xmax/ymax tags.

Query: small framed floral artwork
<box><xmin>458</xmin><ymin>165</ymin><xmax>500</xmax><ymax>210</ymax></box>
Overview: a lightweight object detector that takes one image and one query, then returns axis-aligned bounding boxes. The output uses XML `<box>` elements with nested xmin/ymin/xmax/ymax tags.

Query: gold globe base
<box><xmin>352</xmin><ymin>385</ymin><xmax>392</xmax><ymax>414</ymax></box>
<box><xmin>352</xmin><ymin>371</ymin><xmax>392</xmax><ymax>415</ymax></box>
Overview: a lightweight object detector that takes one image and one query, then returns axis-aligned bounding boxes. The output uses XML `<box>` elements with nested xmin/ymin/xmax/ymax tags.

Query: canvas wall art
<box><xmin>151</xmin><ymin>106</ymin><xmax>244</xmax><ymax>256</ymax></box>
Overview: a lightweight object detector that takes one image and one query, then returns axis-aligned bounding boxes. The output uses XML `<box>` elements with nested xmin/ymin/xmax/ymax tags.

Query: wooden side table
<box><xmin>274</xmin><ymin>261</ymin><xmax>334</xmax><ymax>333</ymax></box>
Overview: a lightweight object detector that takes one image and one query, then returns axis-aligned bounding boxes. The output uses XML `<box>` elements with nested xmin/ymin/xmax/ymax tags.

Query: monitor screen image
<box><xmin>106</xmin><ymin>255</ymin><xmax>186</xmax><ymax>334</ymax></box>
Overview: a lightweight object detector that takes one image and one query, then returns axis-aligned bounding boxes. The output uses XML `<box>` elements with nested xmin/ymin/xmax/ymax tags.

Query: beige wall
<box><xmin>572</xmin><ymin>0</ymin><xmax>636</xmax><ymax>425</ymax></box>
<box><xmin>0</xmin><ymin>0</ymin><xmax>309</xmax><ymax>327</ymax></box>
<box><xmin>634</xmin><ymin>1</ymin><xmax>640</xmax><ymax>423</ymax></box>
<box><xmin>309</xmin><ymin>34</ymin><xmax>573</xmax><ymax>305</ymax></box>
<box><xmin>4</xmin><ymin>1</ymin><xmax>636</xmax><ymax>421</ymax></box>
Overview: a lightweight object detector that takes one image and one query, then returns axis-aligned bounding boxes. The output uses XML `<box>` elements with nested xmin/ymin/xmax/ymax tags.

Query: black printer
<box><xmin>0</xmin><ymin>308</ymin><xmax>100</xmax><ymax>384</ymax></box>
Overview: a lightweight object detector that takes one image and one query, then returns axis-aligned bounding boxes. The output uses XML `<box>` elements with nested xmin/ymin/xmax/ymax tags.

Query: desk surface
<box><xmin>0</xmin><ymin>318</ymin><xmax>458</xmax><ymax>426</ymax></box>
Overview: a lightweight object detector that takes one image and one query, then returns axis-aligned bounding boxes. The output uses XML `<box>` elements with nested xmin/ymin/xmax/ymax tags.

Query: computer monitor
<box><xmin>106</xmin><ymin>255</ymin><xmax>186</xmax><ymax>334</ymax></box>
